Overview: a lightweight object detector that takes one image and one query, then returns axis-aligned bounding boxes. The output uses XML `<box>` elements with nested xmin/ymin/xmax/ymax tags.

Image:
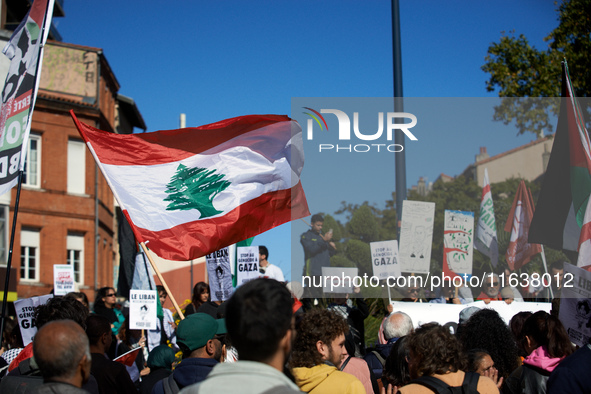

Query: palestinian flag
<box><xmin>529</xmin><ymin>61</ymin><xmax>591</xmax><ymax>251</ymax></box>
<box><xmin>71</xmin><ymin>111</ymin><xmax>309</xmax><ymax>261</ymax></box>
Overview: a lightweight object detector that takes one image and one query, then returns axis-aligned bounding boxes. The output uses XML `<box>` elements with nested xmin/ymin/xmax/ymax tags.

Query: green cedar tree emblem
<box><xmin>164</xmin><ymin>163</ymin><xmax>231</xmax><ymax>218</ymax></box>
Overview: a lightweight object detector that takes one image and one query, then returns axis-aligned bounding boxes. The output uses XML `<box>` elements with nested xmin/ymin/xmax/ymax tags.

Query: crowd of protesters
<box><xmin>0</xmin><ymin>240</ymin><xmax>586</xmax><ymax>394</ymax></box>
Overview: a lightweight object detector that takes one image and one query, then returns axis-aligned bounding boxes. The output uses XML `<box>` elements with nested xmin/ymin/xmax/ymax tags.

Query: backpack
<box><xmin>412</xmin><ymin>371</ymin><xmax>480</xmax><ymax>394</ymax></box>
<box><xmin>0</xmin><ymin>358</ymin><xmax>43</xmax><ymax>393</ymax></box>
<box><xmin>162</xmin><ymin>373</ymin><xmax>180</xmax><ymax>394</ymax></box>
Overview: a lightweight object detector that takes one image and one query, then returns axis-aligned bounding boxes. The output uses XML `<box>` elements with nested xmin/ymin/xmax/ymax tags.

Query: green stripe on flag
<box><xmin>571</xmin><ymin>166</ymin><xmax>591</xmax><ymax>226</ymax></box>
<box><xmin>233</xmin><ymin>237</ymin><xmax>255</xmax><ymax>287</ymax></box>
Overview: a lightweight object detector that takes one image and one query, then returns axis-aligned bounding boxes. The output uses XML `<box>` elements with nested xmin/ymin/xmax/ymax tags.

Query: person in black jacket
<box><xmin>300</xmin><ymin>214</ymin><xmax>336</xmax><ymax>307</ymax></box>
<box><xmin>138</xmin><ymin>345</ymin><xmax>175</xmax><ymax>394</ymax></box>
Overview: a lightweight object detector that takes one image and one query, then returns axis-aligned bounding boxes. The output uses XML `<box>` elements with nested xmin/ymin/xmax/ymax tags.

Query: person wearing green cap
<box><xmin>180</xmin><ymin>278</ymin><xmax>301</xmax><ymax>394</ymax></box>
<box><xmin>152</xmin><ymin>313</ymin><xmax>226</xmax><ymax>394</ymax></box>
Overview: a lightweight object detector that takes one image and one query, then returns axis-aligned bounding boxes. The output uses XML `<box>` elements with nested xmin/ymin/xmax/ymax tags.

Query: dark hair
<box><xmin>522</xmin><ymin>310</ymin><xmax>574</xmax><ymax>358</ymax></box>
<box><xmin>259</xmin><ymin>245</ymin><xmax>269</xmax><ymax>260</ymax></box>
<box><xmin>226</xmin><ymin>278</ymin><xmax>292</xmax><ymax>362</ymax></box>
<box><xmin>191</xmin><ymin>282</ymin><xmax>210</xmax><ymax>308</ymax></box>
<box><xmin>65</xmin><ymin>292</ymin><xmax>89</xmax><ymax>310</ymax></box>
<box><xmin>510</xmin><ymin>311</ymin><xmax>532</xmax><ymax>358</ymax></box>
<box><xmin>94</xmin><ymin>287</ymin><xmax>115</xmax><ymax>310</ymax></box>
<box><xmin>2</xmin><ymin>317</ymin><xmax>22</xmax><ymax>349</ymax></box>
<box><xmin>34</xmin><ymin>296</ymin><xmax>89</xmax><ymax>330</ymax></box>
<box><xmin>291</xmin><ymin>308</ymin><xmax>349</xmax><ymax>368</ymax></box>
<box><xmin>551</xmin><ymin>298</ymin><xmax>561</xmax><ymax>317</ymax></box>
<box><xmin>156</xmin><ymin>285</ymin><xmax>166</xmax><ymax>294</ymax></box>
<box><xmin>458</xmin><ymin>308</ymin><xmax>519</xmax><ymax>379</ymax></box>
<box><xmin>467</xmin><ymin>348</ymin><xmax>490</xmax><ymax>373</ymax></box>
<box><xmin>550</xmin><ymin>261</ymin><xmax>564</xmax><ymax>271</ymax></box>
<box><xmin>382</xmin><ymin>336</ymin><xmax>410</xmax><ymax>388</ymax></box>
<box><xmin>408</xmin><ymin>323</ymin><xmax>465</xmax><ymax>378</ymax></box>
<box><xmin>311</xmin><ymin>213</ymin><xmax>324</xmax><ymax>223</ymax></box>
<box><xmin>85</xmin><ymin>314</ymin><xmax>112</xmax><ymax>345</ymax></box>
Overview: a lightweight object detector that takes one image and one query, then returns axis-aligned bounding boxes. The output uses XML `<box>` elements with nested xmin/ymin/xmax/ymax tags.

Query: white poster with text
<box><xmin>370</xmin><ymin>240</ymin><xmax>401</xmax><ymax>280</ymax></box>
<box><xmin>15</xmin><ymin>294</ymin><xmax>53</xmax><ymax>346</ymax></box>
<box><xmin>398</xmin><ymin>201</ymin><xmax>435</xmax><ymax>273</ymax></box>
<box><xmin>129</xmin><ymin>290</ymin><xmax>158</xmax><ymax>330</ymax></box>
<box><xmin>236</xmin><ymin>246</ymin><xmax>259</xmax><ymax>286</ymax></box>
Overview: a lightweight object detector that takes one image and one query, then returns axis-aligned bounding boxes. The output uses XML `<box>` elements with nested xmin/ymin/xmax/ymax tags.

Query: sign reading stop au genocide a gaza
<box><xmin>236</xmin><ymin>246</ymin><xmax>259</xmax><ymax>285</ymax></box>
<box><xmin>370</xmin><ymin>240</ymin><xmax>401</xmax><ymax>280</ymax></box>
<box><xmin>15</xmin><ymin>294</ymin><xmax>53</xmax><ymax>346</ymax></box>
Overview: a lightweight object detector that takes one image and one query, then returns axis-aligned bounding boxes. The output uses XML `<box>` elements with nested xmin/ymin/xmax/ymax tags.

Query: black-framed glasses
<box><xmin>408</xmin><ymin>288</ymin><xmax>419</xmax><ymax>293</ymax></box>
<box><xmin>105</xmin><ymin>293</ymin><xmax>116</xmax><ymax>297</ymax></box>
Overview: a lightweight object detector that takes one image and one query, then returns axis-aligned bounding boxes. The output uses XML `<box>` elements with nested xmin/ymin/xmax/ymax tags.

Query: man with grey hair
<box><xmin>477</xmin><ymin>273</ymin><xmax>502</xmax><ymax>303</ymax></box>
<box><xmin>364</xmin><ymin>312</ymin><xmax>414</xmax><ymax>381</ymax></box>
<box><xmin>32</xmin><ymin>319</ymin><xmax>92</xmax><ymax>393</ymax></box>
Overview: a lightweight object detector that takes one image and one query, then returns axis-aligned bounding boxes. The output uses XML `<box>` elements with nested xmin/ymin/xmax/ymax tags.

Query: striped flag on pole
<box><xmin>474</xmin><ymin>168</ymin><xmax>499</xmax><ymax>267</ymax></box>
<box><xmin>505</xmin><ymin>180</ymin><xmax>541</xmax><ymax>271</ymax></box>
<box><xmin>0</xmin><ymin>0</ymin><xmax>54</xmax><ymax>195</ymax></box>
<box><xmin>529</xmin><ymin>61</ymin><xmax>591</xmax><ymax>252</ymax></box>
<box><xmin>70</xmin><ymin>111</ymin><xmax>309</xmax><ymax>261</ymax></box>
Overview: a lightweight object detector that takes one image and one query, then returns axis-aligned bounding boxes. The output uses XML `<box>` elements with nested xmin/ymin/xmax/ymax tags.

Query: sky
<box><xmin>54</xmin><ymin>0</ymin><xmax>561</xmax><ymax>282</ymax></box>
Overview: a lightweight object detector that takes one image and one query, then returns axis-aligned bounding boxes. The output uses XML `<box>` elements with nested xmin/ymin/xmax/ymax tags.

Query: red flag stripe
<box><xmin>126</xmin><ymin>182</ymin><xmax>308</xmax><ymax>261</ymax></box>
<box><xmin>72</xmin><ymin>111</ymin><xmax>295</xmax><ymax>165</ymax></box>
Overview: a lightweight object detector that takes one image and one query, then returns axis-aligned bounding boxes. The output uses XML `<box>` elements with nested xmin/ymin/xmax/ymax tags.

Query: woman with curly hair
<box><xmin>458</xmin><ymin>308</ymin><xmax>520</xmax><ymax>384</ymax></box>
<box><xmin>504</xmin><ymin>311</ymin><xmax>574</xmax><ymax>394</ymax></box>
<box><xmin>184</xmin><ymin>282</ymin><xmax>210</xmax><ymax>316</ymax></box>
<box><xmin>399</xmin><ymin>323</ymin><xmax>498</xmax><ymax>393</ymax></box>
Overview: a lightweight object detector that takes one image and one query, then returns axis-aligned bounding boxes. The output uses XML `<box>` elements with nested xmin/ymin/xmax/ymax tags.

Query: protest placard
<box><xmin>206</xmin><ymin>247</ymin><xmax>234</xmax><ymax>301</ymax></box>
<box><xmin>321</xmin><ymin>267</ymin><xmax>359</xmax><ymax>294</ymax></box>
<box><xmin>398</xmin><ymin>201</ymin><xmax>435</xmax><ymax>274</ymax></box>
<box><xmin>559</xmin><ymin>263</ymin><xmax>591</xmax><ymax>347</ymax></box>
<box><xmin>236</xmin><ymin>246</ymin><xmax>259</xmax><ymax>286</ymax></box>
<box><xmin>443</xmin><ymin>210</ymin><xmax>474</xmax><ymax>275</ymax></box>
<box><xmin>14</xmin><ymin>294</ymin><xmax>53</xmax><ymax>345</ymax></box>
<box><xmin>370</xmin><ymin>240</ymin><xmax>400</xmax><ymax>280</ymax></box>
<box><xmin>53</xmin><ymin>264</ymin><xmax>75</xmax><ymax>295</ymax></box>
<box><xmin>129</xmin><ymin>290</ymin><xmax>157</xmax><ymax>330</ymax></box>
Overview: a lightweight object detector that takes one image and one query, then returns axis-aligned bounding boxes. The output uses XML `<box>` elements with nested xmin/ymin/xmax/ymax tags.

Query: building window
<box><xmin>20</xmin><ymin>228</ymin><xmax>40</xmax><ymax>282</ymax></box>
<box><xmin>23</xmin><ymin>134</ymin><xmax>41</xmax><ymax>188</ymax></box>
<box><xmin>67</xmin><ymin>233</ymin><xmax>84</xmax><ymax>284</ymax></box>
<box><xmin>67</xmin><ymin>139</ymin><xmax>86</xmax><ymax>194</ymax></box>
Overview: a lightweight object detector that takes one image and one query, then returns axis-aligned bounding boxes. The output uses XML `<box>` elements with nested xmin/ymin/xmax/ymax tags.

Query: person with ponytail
<box><xmin>504</xmin><ymin>310</ymin><xmax>574</xmax><ymax>394</ymax></box>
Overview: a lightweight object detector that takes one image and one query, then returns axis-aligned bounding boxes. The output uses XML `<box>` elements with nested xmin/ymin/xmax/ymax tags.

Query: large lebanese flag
<box><xmin>71</xmin><ymin>111</ymin><xmax>309</xmax><ymax>261</ymax></box>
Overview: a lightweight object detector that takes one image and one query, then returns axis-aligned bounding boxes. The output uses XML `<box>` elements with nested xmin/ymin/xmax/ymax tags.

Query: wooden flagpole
<box><xmin>139</xmin><ymin>242</ymin><xmax>185</xmax><ymax>320</ymax></box>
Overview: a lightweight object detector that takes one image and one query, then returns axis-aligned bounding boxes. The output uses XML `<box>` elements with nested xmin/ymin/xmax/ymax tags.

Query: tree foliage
<box><xmin>482</xmin><ymin>0</ymin><xmax>591</xmax><ymax>135</ymax></box>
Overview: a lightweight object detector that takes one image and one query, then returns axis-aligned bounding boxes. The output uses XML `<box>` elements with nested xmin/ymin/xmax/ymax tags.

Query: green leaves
<box><xmin>482</xmin><ymin>0</ymin><xmax>591</xmax><ymax>135</ymax></box>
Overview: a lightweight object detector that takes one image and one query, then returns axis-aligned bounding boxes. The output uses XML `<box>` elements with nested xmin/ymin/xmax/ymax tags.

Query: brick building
<box><xmin>0</xmin><ymin>28</ymin><xmax>145</xmax><ymax>300</ymax></box>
